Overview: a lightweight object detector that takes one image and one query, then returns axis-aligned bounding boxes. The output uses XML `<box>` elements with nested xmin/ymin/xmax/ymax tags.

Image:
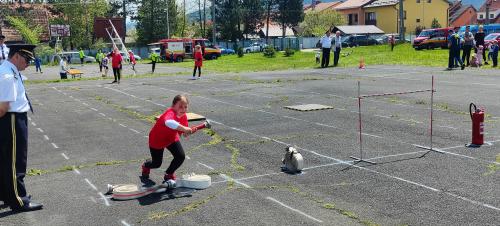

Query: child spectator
<box><xmin>34</xmin><ymin>56</ymin><xmax>42</xmax><ymax>73</ymax></box>
<box><xmin>102</xmin><ymin>54</ymin><xmax>109</xmax><ymax>77</ymax></box>
<box><xmin>491</xmin><ymin>40</ymin><xmax>499</xmax><ymax>67</ymax></box>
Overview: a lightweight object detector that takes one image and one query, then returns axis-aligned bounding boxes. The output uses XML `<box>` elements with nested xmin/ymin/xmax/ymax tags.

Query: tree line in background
<box><xmin>6</xmin><ymin>0</ymin><xmax>346</xmax><ymax>49</ymax></box>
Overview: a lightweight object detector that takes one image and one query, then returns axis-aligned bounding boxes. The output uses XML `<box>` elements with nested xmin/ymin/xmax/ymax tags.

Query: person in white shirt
<box><xmin>59</xmin><ymin>56</ymin><xmax>68</xmax><ymax>79</ymax></box>
<box><xmin>320</xmin><ymin>30</ymin><xmax>333</xmax><ymax>68</ymax></box>
<box><xmin>0</xmin><ymin>35</ymin><xmax>9</xmax><ymax>65</ymax></box>
<box><xmin>0</xmin><ymin>44</ymin><xmax>43</xmax><ymax>212</ymax></box>
<box><xmin>332</xmin><ymin>31</ymin><xmax>342</xmax><ymax>67</ymax></box>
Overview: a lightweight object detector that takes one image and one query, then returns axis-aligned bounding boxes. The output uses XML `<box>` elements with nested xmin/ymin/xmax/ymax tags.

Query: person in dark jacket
<box><xmin>474</xmin><ymin>25</ymin><xmax>488</xmax><ymax>65</ymax></box>
<box><xmin>448</xmin><ymin>29</ymin><xmax>465</xmax><ymax>70</ymax></box>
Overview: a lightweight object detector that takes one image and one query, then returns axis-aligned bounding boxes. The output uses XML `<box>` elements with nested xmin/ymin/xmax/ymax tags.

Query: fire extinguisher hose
<box><xmin>470</xmin><ymin>103</ymin><xmax>477</xmax><ymax>120</ymax></box>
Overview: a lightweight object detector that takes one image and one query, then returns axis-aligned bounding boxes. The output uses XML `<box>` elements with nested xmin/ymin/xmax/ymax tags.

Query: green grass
<box><xmin>173</xmin><ymin>44</ymin><xmax>495</xmax><ymax>73</ymax></box>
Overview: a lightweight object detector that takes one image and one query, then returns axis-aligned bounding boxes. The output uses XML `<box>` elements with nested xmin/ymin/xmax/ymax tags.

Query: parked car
<box><xmin>342</xmin><ymin>35</ymin><xmax>378</xmax><ymax>47</ymax></box>
<box><xmin>220</xmin><ymin>48</ymin><xmax>236</xmax><ymax>55</ymax></box>
<box><xmin>120</xmin><ymin>51</ymin><xmax>142</xmax><ymax>62</ymax></box>
<box><xmin>374</xmin><ymin>33</ymin><xmax>400</xmax><ymax>44</ymax></box>
<box><xmin>60</xmin><ymin>52</ymin><xmax>96</xmax><ymax>64</ymax></box>
<box><xmin>484</xmin><ymin>33</ymin><xmax>500</xmax><ymax>48</ymax></box>
<box><xmin>412</xmin><ymin>27</ymin><xmax>451</xmax><ymax>50</ymax></box>
<box><xmin>243</xmin><ymin>42</ymin><xmax>265</xmax><ymax>53</ymax></box>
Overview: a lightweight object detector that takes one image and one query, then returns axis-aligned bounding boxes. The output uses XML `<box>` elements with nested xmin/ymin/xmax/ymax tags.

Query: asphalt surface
<box><xmin>1</xmin><ymin>63</ymin><xmax>500</xmax><ymax>225</ymax></box>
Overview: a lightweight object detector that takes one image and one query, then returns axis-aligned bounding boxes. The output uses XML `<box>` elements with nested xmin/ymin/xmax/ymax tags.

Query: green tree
<box><xmin>274</xmin><ymin>0</ymin><xmax>304</xmax><ymax>49</ymax></box>
<box><xmin>431</xmin><ymin>18</ymin><xmax>441</xmax><ymax>29</ymax></box>
<box><xmin>6</xmin><ymin>16</ymin><xmax>43</xmax><ymax>44</ymax></box>
<box><xmin>52</xmin><ymin>0</ymin><xmax>109</xmax><ymax>49</ymax></box>
<box><xmin>136</xmin><ymin>0</ymin><xmax>178</xmax><ymax>44</ymax></box>
<box><xmin>107</xmin><ymin>0</ymin><xmax>139</xmax><ymax>34</ymax></box>
<box><xmin>241</xmin><ymin>0</ymin><xmax>264</xmax><ymax>38</ymax></box>
<box><xmin>299</xmin><ymin>10</ymin><xmax>345</xmax><ymax>37</ymax></box>
<box><xmin>216</xmin><ymin>0</ymin><xmax>243</xmax><ymax>41</ymax></box>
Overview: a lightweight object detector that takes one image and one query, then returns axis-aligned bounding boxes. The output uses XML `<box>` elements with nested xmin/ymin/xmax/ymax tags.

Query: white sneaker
<box><xmin>162</xmin><ymin>179</ymin><xmax>176</xmax><ymax>189</ymax></box>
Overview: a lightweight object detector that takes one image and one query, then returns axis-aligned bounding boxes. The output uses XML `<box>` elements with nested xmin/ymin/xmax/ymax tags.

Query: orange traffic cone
<box><xmin>359</xmin><ymin>57</ymin><xmax>366</xmax><ymax>69</ymax></box>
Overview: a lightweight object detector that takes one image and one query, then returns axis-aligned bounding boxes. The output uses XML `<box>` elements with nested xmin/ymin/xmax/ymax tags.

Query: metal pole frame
<box><xmin>351</xmin><ymin>76</ymin><xmax>440</xmax><ymax>164</ymax></box>
<box><xmin>418</xmin><ymin>75</ymin><xmax>444</xmax><ymax>157</ymax></box>
<box><xmin>350</xmin><ymin>81</ymin><xmax>376</xmax><ymax>165</ymax></box>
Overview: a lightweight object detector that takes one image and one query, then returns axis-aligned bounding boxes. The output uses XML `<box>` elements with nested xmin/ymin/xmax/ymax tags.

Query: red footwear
<box><xmin>141</xmin><ymin>164</ymin><xmax>150</xmax><ymax>178</ymax></box>
<box><xmin>164</xmin><ymin>173</ymin><xmax>176</xmax><ymax>181</ymax></box>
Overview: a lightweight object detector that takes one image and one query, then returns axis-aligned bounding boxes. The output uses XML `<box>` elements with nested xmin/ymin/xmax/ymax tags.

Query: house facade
<box><xmin>477</xmin><ymin>0</ymin><xmax>500</xmax><ymax>24</ymax></box>
<box><xmin>449</xmin><ymin>4</ymin><xmax>477</xmax><ymax>27</ymax></box>
<box><xmin>336</xmin><ymin>0</ymin><xmax>450</xmax><ymax>34</ymax></box>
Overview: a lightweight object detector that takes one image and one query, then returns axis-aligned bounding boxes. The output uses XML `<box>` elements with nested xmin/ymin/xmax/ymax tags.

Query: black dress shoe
<box><xmin>11</xmin><ymin>202</ymin><xmax>43</xmax><ymax>212</ymax></box>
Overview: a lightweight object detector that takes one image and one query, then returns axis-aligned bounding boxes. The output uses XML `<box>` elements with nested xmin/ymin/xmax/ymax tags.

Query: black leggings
<box><xmin>193</xmin><ymin>66</ymin><xmax>201</xmax><ymax>77</ymax></box>
<box><xmin>144</xmin><ymin>141</ymin><xmax>185</xmax><ymax>174</ymax></box>
<box><xmin>113</xmin><ymin>68</ymin><xmax>121</xmax><ymax>81</ymax></box>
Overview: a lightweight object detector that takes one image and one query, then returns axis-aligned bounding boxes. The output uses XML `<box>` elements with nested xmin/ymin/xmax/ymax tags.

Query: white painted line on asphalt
<box><xmin>211</xmin><ymin>120</ymin><xmax>500</xmax><ymax>212</ymax></box>
<box><xmin>220</xmin><ymin>174</ymin><xmax>251</xmax><ymax>188</ymax></box>
<box><xmin>90</xmin><ymin>196</ymin><xmax>97</xmax><ymax>203</ymax></box>
<box><xmin>374</xmin><ymin>114</ymin><xmax>391</xmax><ymax>119</ymax></box>
<box><xmin>129</xmin><ymin>128</ymin><xmax>141</xmax><ymax>134</ymax></box>
<box><xmin>98</xmin><ymin>192</ymin><xmax>111</xmax><ymax>207</ymax></box>
<box><xmin>144</xmin><ymin>135</ymin><xmax>149</xmax><ymax>138</ymax></box>
<box><xmin>197</xmin><ymin>162</ymin><xmax>214</xmax><ymax>170</ymax></box>
<box><xmin>61</xmin><ymin>153</ymin><xmax>69</xmax><ymax>160</ymax></box>
<box><xmin>85</xmin><ymin>178</ymin><xmax>98</xmax><ymax>191</ymax></box>
<box><xmin>37</xmin><ymin>128</ymin><xmax>44</xmax><ymax>133</ymax></box>
<box><xmin>186</xmin><ymin>156</ymin><xmax>191</xmax><ymax>160</ymax></box>
<box><xmin>31</xmin><ymin>122</ymin><xmax>36</xmax><ymax>126</ymax></box>
<box><xmin>445</xmin><ymin>191</ymin><xmax>500</xmax><ymax>211</ymax></box>
<box><xmin>91</xmin><ymin>108</ymin><xmax>98</xmax><ymax>111</ymax></box>
<box><xmin>437</xmin><ymin>125</ymin><xmax>458</xmax><ymax>130</ymax></box>
<box><xmin>119</xmin><ymin>123</ymin><xmax>127</xmax><ymax>128</ymax></box>
<box><xmin>362</xmin><ymin>133</ymin><xmax>384</xmax><ymax>139</ymax></box>
<box><xmin>104</xmin><ymin>86</ymin><xmax>166</xmax><ymax>107</ymax></box>
<box><xmin>43</xmin><ymin>135</ymin><xmax>49</xmax><ymax>140</ymax></box>
<box><xmin>121</xmin><ymin>220</ymin><xmax>132</xmax><ymax>226</ymax></box>
<box><xmin>99</xmin><ymin>113</ymin><xmax>106</xmax><ymax>117</ymax></box>
<box><xmin>266</xmin><ymin>197</ymin><xmax>323</xmax><ymax>223</ymax></box>
<box><xmin>51</xmin><ymin>143</ymin><xmax>59</xmax><ymax>149</ymax></box>
<box><xmin>73</xmin><ymin>168</ymin><xmax>81</xmax><ymax>175</ymax></box>
<box><xmin>82</xmin><ymin>103</ymin><xmax>89</xmax><ymax>106</ymax></box>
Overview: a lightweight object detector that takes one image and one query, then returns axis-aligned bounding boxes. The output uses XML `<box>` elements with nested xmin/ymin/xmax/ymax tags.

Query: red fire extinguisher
<box><xmin>470</xmin><ymin>103</ymin><xmax>484</xmax><ymax>145</ymax></box>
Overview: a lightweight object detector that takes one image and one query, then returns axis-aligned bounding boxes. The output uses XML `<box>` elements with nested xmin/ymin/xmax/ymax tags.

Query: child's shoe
<box><xmin>162</xmin><ymin>179</ymin><xmax>177</xmax><ymax>189</ymax></box>
<box><xmin>164</xmin><ymin>173</ymin><xmax>176</xmax><ymax>181</ymax></box>
<box><xmin>141</xmin><ymin>164</ymin><xmax>150</xmax><ymax>178</ymax></box>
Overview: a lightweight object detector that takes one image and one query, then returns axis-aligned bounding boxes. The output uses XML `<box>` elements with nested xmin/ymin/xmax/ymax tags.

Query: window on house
<box><xmin>416</xmin><ymin>0</ymin><xmax>420</xmax><ymax>3</ymax></box>
<box><xmin>480</xmin><ymin>14</ymin><xmax>484</xmax><ymax>19</ymax></box>
<box><xmin>354</xmin><ymin>14</ymin><xmax>358</xmax><ymax>24</ymax></box>
<box><xmin>404</xmin><ymin>11</ymin><xmax>407</xmax><ymax>20</ymax></box>
<box><xmin>491</xmin><ymin>14</ymin><xmax>494</xmax><ymax>18</ymax></box>
<box><xmin>416</xmin><ymin>18</ymin><xmax>421</xmax><ymax>23</ymax></box>
<box><xmin>365</xmin><ymin>12</ymin><xmax>377</xmax><ymax>25</ymax></box>
<box><xmin>427</xmin><ymin>0</ymin><xmax>431</xmax><ymax>3</ymax></box>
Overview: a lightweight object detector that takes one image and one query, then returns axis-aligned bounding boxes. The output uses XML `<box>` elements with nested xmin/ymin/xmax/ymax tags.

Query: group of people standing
<box><xmin>447</xmin><ymin>25</ymin><xmax>499</xmax><ymax>70</ymax></box>
<box><xmin>319</xmin><ymin>30</ymin><xmax>342</xmax><ymax>68</ymax></box>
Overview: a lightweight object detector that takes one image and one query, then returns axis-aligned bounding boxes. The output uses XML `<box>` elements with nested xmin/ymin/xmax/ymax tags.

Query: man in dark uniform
<box><xmin>447</xmin><ymin>29</ymin><xmax>465</xmax><ymax>71</ymax></box>
<box><xmin>0</xmin><ymin>44</ymin><xmax>43</xmax><ymax>212</ymax></box>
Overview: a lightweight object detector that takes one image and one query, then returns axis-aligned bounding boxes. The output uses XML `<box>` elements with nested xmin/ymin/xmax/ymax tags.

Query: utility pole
<box><xmin>399</xmin><ymin>0</ymin><xmax>404</xmax><ymax>41</ymax></box>
<box><xmin>212</xmin><ymin>0</ymin><xmax>216</xmax><ymax>43</ymax></box>
<box><xmin>485</xmin><ymin>0</ymin><xmax>491</xmax><ymax>25</ymax></box>
<box><xmin>167</xmin><ymin>0</ymin><xmax>170</xmax><ymax>38</ymax></box>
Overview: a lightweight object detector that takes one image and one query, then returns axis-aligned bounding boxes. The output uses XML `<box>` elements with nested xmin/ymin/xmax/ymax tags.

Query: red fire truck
<box><xmin>149</xmin><ymin>38</ymin><xmax>221</xmax><ymax>62</ymax></box>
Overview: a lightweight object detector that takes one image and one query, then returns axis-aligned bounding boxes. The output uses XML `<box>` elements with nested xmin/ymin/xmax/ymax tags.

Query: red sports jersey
<box><xmin>111</xmin><ymin>52</ymin><xmax>123</xmax><ymax>69</ymax></box>
<box><xmin>194</xmin><ymin>52</ymin><xmax>203</xmax><ymax>67</ymax></box>
<box><xmin>149</xmin><ymin>108</ymin><xmax>188</xmax><ymax>149</ymax></box>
